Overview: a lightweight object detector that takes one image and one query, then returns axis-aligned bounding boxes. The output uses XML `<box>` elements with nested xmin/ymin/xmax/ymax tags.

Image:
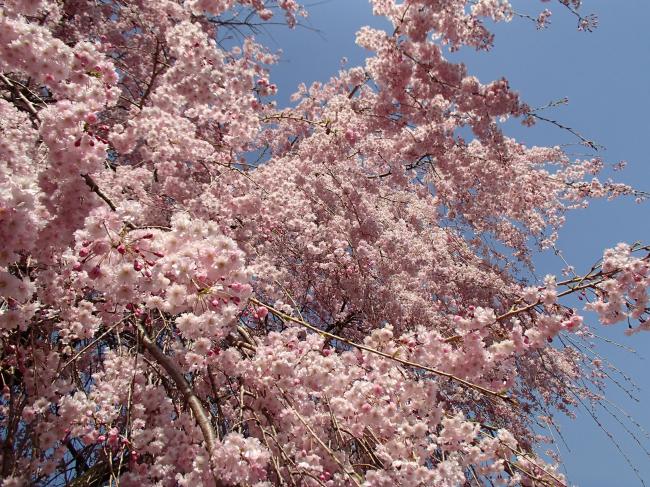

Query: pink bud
<box><xmin>322</xmin><ymin>347</ymin><xmax>332</xmax><ymax>357</ymax></box>
<box><xmin>152</xmin><ymin>251</ymin><xmax>164</xmax><ymax>258</ymax></box>
<box><xmin>79</xmin><ymin>248</ymin><xmax>89</xmax><ymax>258</ymax></box>
<box><xmin>97</xmin><ymin>435</ymin><xmax>106</xmax><ymax>442</ymax></box>
<box><xmin>133</xmin><ymin>260</ymin><xmax>143</xmax><ymax>271</ymax></box>
<box><xmin>72</xmin><ymin>262</ymin><xmax>83</xmax><ymax>272</ymax></box>
<box><xmin>86</xmin><ymin>113</ymin><xmax>98</xmax><ymax>124</ymax></box>
<box><xmin>231</xmin><ymin>296</ymin><xmax>241</xmax><ymax>305</ymax></box>
<box><xmin>256</xmin><ymin>306</ymin><xmax>269</xmax><ymax>319</ymax></box>
<box><xmin>117</xmin><ymin>244</ymin><xmax>126</xmax><ymax>254</ymax></box>
<box><xmin>74</xmin><ymin>139</ymin><xmax>81</xmax><ymax>147</ymax></box>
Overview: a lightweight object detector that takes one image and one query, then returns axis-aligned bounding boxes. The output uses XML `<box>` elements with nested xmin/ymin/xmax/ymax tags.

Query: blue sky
<box><xmin>251</xmin><ymin>1</ymin><xmax>650</xmax><ymax>484</ymax></box>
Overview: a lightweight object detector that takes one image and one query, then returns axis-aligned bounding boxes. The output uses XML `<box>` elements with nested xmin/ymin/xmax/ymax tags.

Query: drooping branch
<box><xmin>526</xmin><ymin>112</ymin><xmax>601</xmax><ymax>150</ymax></box>
<box><xmin>249</xmin><ymin>298</ymin><xmax>517</xmax><ymax>405</ymax></box>
<box><xmin>82</xmin><ymin>173</ymin><xmax>117</xmax><ymax>211</ymax></box>
<box><xmin>135</xmin><ymin>321</ymin><xmax>226</xmax><ymax>486</ymax></box>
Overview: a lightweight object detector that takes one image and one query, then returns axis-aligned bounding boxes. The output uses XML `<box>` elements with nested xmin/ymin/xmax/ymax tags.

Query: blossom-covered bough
<box><xmin>0</xmin><ymin>0</ymin><xmax>648</xmax><ymax>485</ymax></box>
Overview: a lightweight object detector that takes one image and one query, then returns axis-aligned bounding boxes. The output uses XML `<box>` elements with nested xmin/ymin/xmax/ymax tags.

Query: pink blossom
<box><xmin>0</xmin><ymin>1</ymin><xmax>645</xmax><ymax>486</ymax></box>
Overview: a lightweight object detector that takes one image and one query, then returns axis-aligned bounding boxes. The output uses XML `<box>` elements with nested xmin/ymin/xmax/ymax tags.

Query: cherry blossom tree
<box><xmin>0</xmin><ymin>0</ymin><xmax>647</xmax><ymax>485</ymax></box>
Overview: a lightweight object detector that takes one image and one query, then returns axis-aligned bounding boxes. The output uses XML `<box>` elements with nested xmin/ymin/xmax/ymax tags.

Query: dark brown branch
<box><xmin>67</xmin><ymin>454</ymin><xmax>129</xmax><ymax>487</ymax></box>
<box><xmin>0</xmin><ymin>73</ymin><xmax>41</xmax><ymax>127</ymax></box>
<box><xmin>139</xmin><ymin>39</ymin><xmax>163</xmax><ymax>109</ymax></box>
<box><xmin>135</xmin><ymin>321</ymin><xmax>226</xmax><ymax>487</ymax></box>
<box><xmin>81</xmin><ymin>173</ymin><xmax>117</xmax><ymax>211</ymax></box>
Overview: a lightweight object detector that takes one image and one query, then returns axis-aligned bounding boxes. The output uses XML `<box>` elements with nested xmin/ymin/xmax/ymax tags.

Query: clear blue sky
<box><xmin>254</xmin><ymin>1</ymin><xmax>650</xmax><ymax>484</ymax></box>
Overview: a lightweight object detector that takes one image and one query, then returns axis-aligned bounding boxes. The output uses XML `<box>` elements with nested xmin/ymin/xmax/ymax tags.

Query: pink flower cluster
<box><xmin>586</xmin><ymin>243</ymin><xmax>649</xmax><ymax>332</ymax></box>
<box><xmin>0</xmin><ymin>0</ymin><xmax>646</xmax><ymax>486</ymax></box>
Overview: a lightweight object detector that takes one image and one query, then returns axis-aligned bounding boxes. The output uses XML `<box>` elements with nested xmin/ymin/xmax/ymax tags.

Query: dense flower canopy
<box><xmin>0</xmin><ymin>1</ymin><xmax>648</xmax><ymax>486</ymax></box>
